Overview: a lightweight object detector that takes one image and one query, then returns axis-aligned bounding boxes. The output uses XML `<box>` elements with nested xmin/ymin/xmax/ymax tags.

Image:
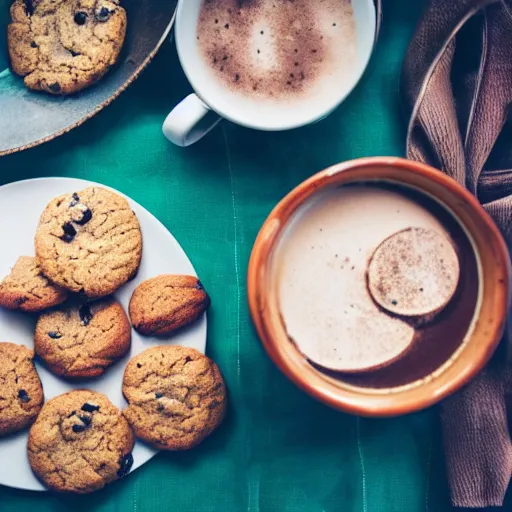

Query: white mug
<box><xmin>163</xmin><ymin>0</ymin><xmax>377</xmax><ymax>147</ymax></box>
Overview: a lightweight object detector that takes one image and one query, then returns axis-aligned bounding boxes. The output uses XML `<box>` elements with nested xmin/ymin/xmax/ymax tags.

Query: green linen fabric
<box><xmin>0</xmin><ymin>0</ymin><xmax>506</xmax><ymax>510</ymax></box>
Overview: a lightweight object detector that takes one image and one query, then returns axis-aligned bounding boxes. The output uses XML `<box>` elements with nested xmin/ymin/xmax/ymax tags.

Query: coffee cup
<box><xmin>163</xmin><ymin>0</ymin><xmax>377</xmax><ymax>147</ymax></box>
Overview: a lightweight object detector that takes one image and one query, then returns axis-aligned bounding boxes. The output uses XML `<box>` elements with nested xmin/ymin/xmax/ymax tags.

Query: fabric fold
<box><xmin>401</xmin><ymin>0</ymin><xmax>512</xmax><ymax>507</ymax></box>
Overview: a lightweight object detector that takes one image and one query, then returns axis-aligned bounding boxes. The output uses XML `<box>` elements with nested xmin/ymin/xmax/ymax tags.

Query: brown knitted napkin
<box><xmin>401</xmin><ymin>0</ymin><xmax>512</xmax><ymax>507</ymax></box>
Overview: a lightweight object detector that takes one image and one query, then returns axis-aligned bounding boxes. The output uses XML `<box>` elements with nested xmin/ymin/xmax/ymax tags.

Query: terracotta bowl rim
<box><xmin>247</xmin><ymin>156</ymin><xmax>510</xmax><ymax>417</ymax></box>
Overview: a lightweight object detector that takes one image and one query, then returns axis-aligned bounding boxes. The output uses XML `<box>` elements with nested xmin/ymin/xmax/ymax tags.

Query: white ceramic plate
<box><xmin>0</xmin><ymin>178</ymin><xmax>207</xmax><ymax>491</ymax></box>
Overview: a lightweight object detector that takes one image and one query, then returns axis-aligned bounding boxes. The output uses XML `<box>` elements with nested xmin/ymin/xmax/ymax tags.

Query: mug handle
<box><xmin>162</xmin><ymin>93</ymin><xmax>222</xmax><ymax>147</ymax></box>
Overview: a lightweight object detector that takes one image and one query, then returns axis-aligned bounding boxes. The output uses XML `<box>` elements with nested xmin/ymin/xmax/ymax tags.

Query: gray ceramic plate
<box><xmin>0</xmin><ymin>0</ymin><xmax>178</xmax><ymax>156</ymax></box>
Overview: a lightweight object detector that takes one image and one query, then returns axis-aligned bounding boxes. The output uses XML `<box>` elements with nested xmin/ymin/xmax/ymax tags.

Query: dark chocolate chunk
<box><xmin>70</xmin><ymin>193</ymin><xmax>80</xmax><ymax>207</ymax></box>
<box><xmin>15</xmin><ymin>297</ymin><xmax>28</xmax><ymax>306</ymax></box>
<box><xmin>75</xmin><ymin>207</ymin><xmax>92</xmax><ymax>225</ymax></box>
<box><xmin>48</xmin><ymin>82</ymin><xmax>61</xmax><ymax>93</ymax></box>
<box><xmin>155</xmin><ymin>393</ymin><xmax>163</xmax><ymax>399</ymax></box>
<box><xmin>72</xmin><ymin>423</ymin><xmax>88</xmax><ymax>433</ymax></box>
<box><xmin>60</xmin><ymin>222</ymin><xmax>77</xmax><ymax>242</ymax></box>
<box><xmin>48</xmin><ymin>331</ymin><xmax>62</xmax><ymax>339</ymax></box>
<box><xmin>67</xmin><ymin>411</ymin><xmax>77</xmax><ymax>418</ymax></box>
<box><xmin>25</xmin><ymin>0</ymin><xmax>34</xmax><ymax>15</ymax></box>
<box><xmin>117</xmin><ymin>453</ymin><xmax>134</xmax><ymax>478</ymax></box>
<box><xmin>74</xmin><ymin>12</ymin><xmax>87</xmax><ymax>25</ymax></box>
<box><xmin>79</xmin><ymin>305</ymin><xmax>93</xmax><ymax>326</ymax></box>
<box><xmin>79</xmin><ymin>415</ymin><xmax>92</xmax><ymax>426</ymax></box>
<box><xmin>30</xmin><ymin>41</ymin><xmax>38</xmax><ymax>48</ymax></box>
<box><xmin>18</xmin><ymin>389</ymin><xmax>30</xmax><ymax>403</ymax></box>
<box><xmin>196</xmin><ymin>280</ymin><xmax>204</xmax><ymax>290</ymax></box>
<box><xmin>70</xmin><ymin>193</ymin><xmax>92</xmax><ymax>224</ymax></box>
<box><xmin>81</xmin><ymin>403</ymin><xmax>100</xmax><ymax>413</ymax></box>
<box><xmin>95</xmin><ymin>6</ymin><xmax>112</xmax><ymax>22</ymax></box>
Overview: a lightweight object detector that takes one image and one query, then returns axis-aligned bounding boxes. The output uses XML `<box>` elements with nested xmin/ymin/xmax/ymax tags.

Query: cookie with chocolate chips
<box><xmin>28</xmin><ymin>390</ymin><xmax>134</xmax><ymax>493</ymax></box>
<box><xmin>35</xmin><ymin>187</ymin><xmax>142</xmax><ymax>298</ymax></box>
<box><xmin>0</xmin><ymin>342</ymin><xmax>44</xmax><ymax>436</ymax></box>
<box><xmin>7</xmin><ymin>0</ymin><xmax>127</xmax><ymax>95</ymax></box>
<box><xmin>122</xmin><ymin>346</ymin><xmax>226</xmax><ymax>450</ymax></box>
<box><xmin>35</xmin><ymin>298</ymin><xmax>131</xmax><ymax>379</ymax></box>
<box><xmin>0</xmin><ymin>256</ymin><xmax>68</xmax><ymax>312</ymax></box>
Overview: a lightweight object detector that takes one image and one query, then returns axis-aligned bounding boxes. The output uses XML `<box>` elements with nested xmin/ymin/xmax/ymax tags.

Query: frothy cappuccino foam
<box><xmin>197</xmin><ymin>0</ymin><xmax>358</xmax><ymax>103</ymax></box>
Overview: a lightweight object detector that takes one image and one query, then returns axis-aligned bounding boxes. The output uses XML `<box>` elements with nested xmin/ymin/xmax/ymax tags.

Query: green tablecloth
<box><xmin>0</xmin><ymin>0</ymin><xmax>481</xmax><ymax>510</ymax></box>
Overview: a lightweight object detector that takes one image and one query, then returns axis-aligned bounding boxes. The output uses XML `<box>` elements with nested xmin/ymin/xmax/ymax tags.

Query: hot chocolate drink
<box><xmin>197</xmin><ymin>0</ymin><xmax>358</xmax><ymax>103</ymax></box>
<box><xmin>273</xmin><ymin>182</ymin><xmax>479</xmax><ymax>387</ymax></box>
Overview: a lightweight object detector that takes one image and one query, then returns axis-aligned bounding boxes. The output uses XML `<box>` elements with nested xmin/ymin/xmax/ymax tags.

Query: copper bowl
<box><xmin>247</xmin><ymin>157</ymin><xmax>510</xmax><ymax>417</ymax></box>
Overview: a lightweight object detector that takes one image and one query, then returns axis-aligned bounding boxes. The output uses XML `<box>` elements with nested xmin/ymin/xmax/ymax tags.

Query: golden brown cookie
<box><xmin>0</xmin><ymin>256</ymin><xmax>68</xmax><ymax>312</ymax></box>
<box><xmin>28</xmin><ymin>390</ymin><xmax>135</xmax><ymax>493</ymax></box>
<box><xmin>122</xmin><ymin>346</ymin><xmax>226</xmax><ymax>450</ymax></box>
<box><xmin>35</xmin><ymin>187</ymin><xmax>143</xmax><ymax>298</ymax></box>
<box><xmin>35</xmin><ymin>298</ymin><xmax>131</xmax><ymax>379</ymax></box>
<box><xmin>0</xmin><ymin>342</ymin><xmax>44</xmax><ymax>436</ymax></box>
<box><xmin>8</xmin><ymin>0</ymin><xmax>127</xmax><ymax>95</ymax></box>
<box><xmin>129</xmin><ymin>275</ymin><xmax>210</xmax><ymax>336</ymax></box>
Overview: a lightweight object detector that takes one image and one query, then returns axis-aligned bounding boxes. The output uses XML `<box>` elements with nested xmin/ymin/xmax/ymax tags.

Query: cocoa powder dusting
<box><xmin>197</xmin><ymin>0</ymin><xmax>356</xmax><ymax>101</ymax></box>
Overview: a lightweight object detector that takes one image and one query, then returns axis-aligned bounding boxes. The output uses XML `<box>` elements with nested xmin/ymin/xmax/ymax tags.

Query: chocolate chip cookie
<box><xmin>35</xmin><ymin>298</ymin><xmax>131</xmax><ymax>379</ymax></box>
<box><xmin>8</xmin><ymin>0</ymin><xmax>127</xmax><ymax>95</ymax></box>
<box><xmin>122</xmin><ymin>346</ymin><xmax>226</xmax><ymax>450</ymax></box>
<box><xmin>129</xmin><ymin>276</ymin><xmax>210</xmax><ymax>336</ymax></box>
<box><xmin>0</xmin><ymin>342</ymin><xmax>44</xmax><ymax>436</ymax></box>
<box><xmin>35</xmin><ymin>187</ymin><xmax>143</xmax><ymax>298</ymax></box>
<box><xmin>0</xmin><ymin>256</ymin><xmax>68</xmax><ymax>312</ymax></box>
<box><xmin>28</xmin><ymin>390</ymin><xmax>135</xmax><ymax>493</ymax></box>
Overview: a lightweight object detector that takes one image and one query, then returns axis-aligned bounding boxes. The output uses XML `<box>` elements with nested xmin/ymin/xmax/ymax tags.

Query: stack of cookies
<box><xmin>0</xmin><ymin>186</ymin><xmax>226</xmax><ymax>494</ymax></box>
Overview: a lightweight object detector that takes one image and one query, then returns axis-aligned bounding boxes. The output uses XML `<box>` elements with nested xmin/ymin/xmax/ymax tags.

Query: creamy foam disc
<box><xmin>197</xmin><ymin>0</ymin><xmax>358</xmax><ymax>104</ymax></box>
<box><xmin>274</xmin><ymin>184</ymin><xmax>457</xmax><ymax>373</ymax></box>
<box><xmin>367</xmin><ymin>227</ymin><xmax>460</xmax><ymax>319</ymax></box>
